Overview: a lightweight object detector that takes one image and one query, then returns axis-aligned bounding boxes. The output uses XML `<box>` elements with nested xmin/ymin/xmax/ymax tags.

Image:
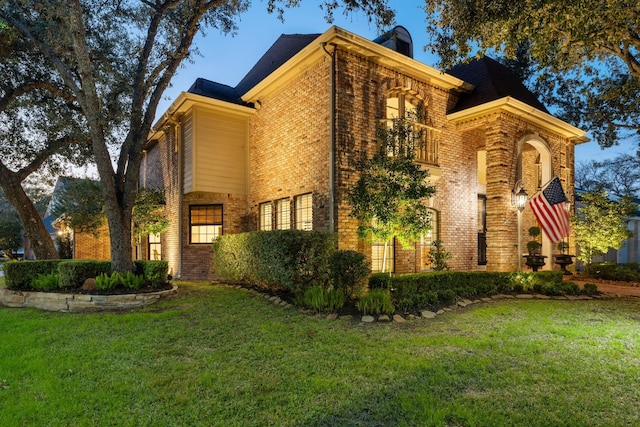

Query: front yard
<box><xmin>1</xmin><ymin>281</ymin><xmax>639</xmax><ymax>426</ymax></box>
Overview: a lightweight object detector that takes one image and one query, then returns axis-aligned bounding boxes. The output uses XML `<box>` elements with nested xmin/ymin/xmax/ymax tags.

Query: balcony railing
<box><xmin>378</xmin><ymin>120</ymin><xmax>440</xmax><ymax>166</ymax></box>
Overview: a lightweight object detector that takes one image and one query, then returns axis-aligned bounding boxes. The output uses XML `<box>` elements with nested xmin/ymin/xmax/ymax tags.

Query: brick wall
<box><xmin>74</xmin><ymin>223</ymin><xmax>111</xmax><ymax>260</ymax></box>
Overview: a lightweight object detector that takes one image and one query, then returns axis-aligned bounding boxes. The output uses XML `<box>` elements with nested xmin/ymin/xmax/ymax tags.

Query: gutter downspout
<box><xmin>322</xmin><ymin>42</ymin><xmax>337</xmax><ymax>233</ymax></box>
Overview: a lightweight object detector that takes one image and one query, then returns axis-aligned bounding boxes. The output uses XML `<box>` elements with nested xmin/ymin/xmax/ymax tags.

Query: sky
<box><xmin>157</xmin><ymin>0</ymin><xmax>637</xmax><ymax>165</ymax></box>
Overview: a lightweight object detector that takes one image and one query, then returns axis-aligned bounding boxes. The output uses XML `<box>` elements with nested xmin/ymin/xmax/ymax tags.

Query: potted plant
<box><xmin>554</xmin><ymin>241</ymin><xmax>575</xmax><ymax>275</ymax></box>
<box><xmin>525</xmin><ymin>226</ymin><xmax>546</xmax><ymax>271</ymax></box>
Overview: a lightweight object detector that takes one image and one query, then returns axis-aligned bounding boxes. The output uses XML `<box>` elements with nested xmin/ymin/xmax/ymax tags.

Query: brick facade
<box><xmin>137</xmin><ymin>26</ymin><xmax>584</xmax><ymax>280</ymax></box>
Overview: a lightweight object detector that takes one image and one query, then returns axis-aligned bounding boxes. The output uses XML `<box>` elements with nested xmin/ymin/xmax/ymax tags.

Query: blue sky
<box><xmin>158</xmin><ymin>0</ymin><xmax>636</xmax><ymax>165</ymax></box>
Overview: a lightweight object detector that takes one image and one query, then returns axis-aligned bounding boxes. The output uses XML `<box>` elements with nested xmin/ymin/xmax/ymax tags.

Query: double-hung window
<box><xmin>259</xmin><ymin>202</ymin><xmax>272</xmax><ymax>231</ymax></box>
<box><xmin>275</xmin><ymin>198</ymin><xmax>290</xmax><ymax>230</ymax></box>
<box><xmin>294</xmin><ymin>193</ymin><xmax>313</xmax><ymax>231</ymax></box>
<box><xmin>190</xmin><ymin>205</ymin><xmax>222</xmax><ymax>243</ymax></box>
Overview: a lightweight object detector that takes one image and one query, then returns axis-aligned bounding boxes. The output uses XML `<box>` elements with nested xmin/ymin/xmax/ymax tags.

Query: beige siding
<box><xmin>182</xmin><ymin>111</ymin><xmax>194</xmax><ymax>193</ymax></box>
<box><xmin>189</xmin><ymin>106</ymin><xmax>248</xmax><ymax>195</ymax></box>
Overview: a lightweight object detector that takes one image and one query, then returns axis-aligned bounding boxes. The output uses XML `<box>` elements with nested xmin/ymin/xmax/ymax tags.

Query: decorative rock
<box><xmin>473</xmin><ymin>299</ymin><xmax>482</xmax><ymax>304</ymax></box>
<box><xmin>393</xmin><ymin>314</ymin><xmax>406</xmax><ymax>323</ymax></box>
<box><xmin>462</xmin><ymin>299</ymin><xmax>473</xmax><ymax>305</ymax></box>
<box><xmin>515</xmin><ymin>294</ymin><xmax>534</xmax><ymax>299</ymax></box>
<box><xmin>378</xmin><ymin>315</ymin><xmax>391</xmax><ymax>322</ymax></box>
<box><xmin>436</xmin><ymin>309</ymin><xmax>445</xmax><ymax>315</ymax></box>
<box><xmin>481</xmin><ymin>297</ymin><xmax>492</xmax><ymax>302</ymax></box>
<box><xmin>421</xmin><ymin>310</ymin><xmax>437</xmax><ymax>319</ymax></box>
<box><xmin>457</xmin><ymin>301</ymin><xmax>468</xmax><ymax>307</ymax></box>
<box><xmin>339</xmin><ymin>315</ymin><xmax>353</xmax><ymax>322</ymax></box>
<box><xmin>326</xmin><ymin>313</ymin><xmax>338</xmax><ymax>320</ymax></box>
<box><xmin>82</xmin><ymin>278</ymin><xmax>97</xmax><ymax>291</ymax></box>
<box><xmin>534</xmin><ymin>294</ymin><xmax>551</xmax><ymax>299</ymax></box>
<box><xmin>361</xmin><ymin>315</ymin><xmax>375</xmax><ymax>323</ymax></box>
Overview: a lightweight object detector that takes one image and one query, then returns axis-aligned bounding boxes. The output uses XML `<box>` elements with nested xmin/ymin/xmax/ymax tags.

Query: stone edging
<box><xmin>229</xmin><ymin>283</ymin><xmax>613</xmax><ymax>324</ymax></box>
<box><xmin>0</xmin><ymin>285</ymin><xmax>178</xmax><ymax>312</ymax></box>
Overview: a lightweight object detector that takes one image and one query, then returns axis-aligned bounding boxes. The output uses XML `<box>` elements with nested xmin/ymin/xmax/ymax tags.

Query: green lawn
<box><xmin>1</xmin><ymin>282</ymin><xmax>639</xmax><ymax>426</ymax></box>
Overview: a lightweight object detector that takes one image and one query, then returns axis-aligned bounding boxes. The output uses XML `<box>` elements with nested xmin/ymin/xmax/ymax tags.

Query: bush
<box><xmin>212</xmin><ymin>230</ymin><xmax>336</xmax><ymax>292</ymax></box>
<box><xmin>583</xmin><ymin>282</ymin><xmax>598</xmax><ymax>295</ymax></box>
<box><xmin>32</xmin><ymin>273</ymin><xmax>60</xmax><ymax>291</ymax></box>
<box><xmin>58</xmin><ymin>260</ymin><xmax>112</xmax><ymax>289</ymax></box>
<box><xmin>589</xmin><ymin>263</ymin><xmax>640</xmax><ymax>282</ymax></box>
<box><xmin>134</xmin><ymin>260</ymin><xmax>169</xmax><ymax>287</ymax></box>
<box><xmin>329</xmin><ymin>250</ymin><xmax>370</xmax><ymax>299</ymax></box>
<box><xmin>120</xmin><ymin>271</ymin><xmax>144</xmax><ymax>290</ymax></box>
<box><xmin>368</xmin><ymin>273</ymin><xmax>392</xmax><ymax>290</ymax></box>
<box><xmin>4</xmin><ymin>260</ymin><xmax>64</xmax><ymax>290</ymax></box>
<box><xmin>294</xmin><ymin>286</ymin><xmax>345</xmax><ymax>313</ymax></box>
<box><xmin>95</xmin><ymin>272</ymin><xmax>122</xmax><ymax>291</ymax></box>
<box><xmin>357</xmin><ymin>289</ymin><xmax>395</xmax><ymax>316</ymax></box>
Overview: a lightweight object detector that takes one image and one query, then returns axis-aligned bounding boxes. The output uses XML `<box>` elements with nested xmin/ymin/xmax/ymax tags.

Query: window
<box><xmin>275</xmin><ymin>199</ymin><xmax>290</xmax><ymax>230</ymax></box>
<box><xmin>190</xmin><ymin>205</ymin><xmax>222</xmax><ymax>243</ymax></box>
<box><xmin>148</xmin><ymin>233</ymin><xmax>162</xmax><ymax>260</ymax></box>
<box><xmin>295</xmin><ymin>193</ymin><xmax>313</xmax><ymax>231</ymax></box>
<box><xmin>384</xmin><ymin>92</ymin><xmax>439</xmax><ymax>165</ymax></box>
<box><xmin>259</xmin><ymin>202</ymin><xmax>272</xmax><ymax>231</ymax></box>
<box><xmin>419</xmin><ymin>209</ymin><xmax>438</xmax><ymax>271</ymax></box>
<box><xmin>371</xmin><ymin>238</ymin><xmax>394</xmax><ymax>273</ymax></box>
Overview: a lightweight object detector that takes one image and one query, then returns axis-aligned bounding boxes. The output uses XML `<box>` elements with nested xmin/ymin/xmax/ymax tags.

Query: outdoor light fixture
<box><xmin>515</xmin><ymin>188</ymin><xmax>528</xmax><ymax>212</ymax></box>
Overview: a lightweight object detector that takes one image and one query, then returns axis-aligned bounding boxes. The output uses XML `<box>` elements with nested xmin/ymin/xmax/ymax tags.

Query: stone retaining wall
<box><xmin>0</xmin><ymin>285</ymin><xmax>177</xmax><ymax>312</ymax></box>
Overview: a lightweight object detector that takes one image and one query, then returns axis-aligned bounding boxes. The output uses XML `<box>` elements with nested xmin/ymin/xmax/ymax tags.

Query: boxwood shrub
<box><xmin>373</xmin><ymin>270</ymin><xmax>564</xmax><ymax>312</ymax></box>
<box><xmin>134</xmin><ymin>260</ymin><xmax>169</xmax><ymax>287</ymax></box>
<box><xmin>58</xmin><ymin>260</ymin><xmax>112</xmax><ymax>289</ymax></box>
<box><xmin>212</xmin><ymin>230</ymin><xmax>336</xmax><ymax>291</ymax></box>
<box><xmin>4</xmin><ymin>260</ymin><xmax>64</xmax><ymax>290</ymax></box>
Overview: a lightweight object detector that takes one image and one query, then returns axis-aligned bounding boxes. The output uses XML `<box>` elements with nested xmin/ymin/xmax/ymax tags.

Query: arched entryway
<box><xmin>518</xmin><ymin>134</ymin><xmax>553</xmax><ymax>270</ymax></box>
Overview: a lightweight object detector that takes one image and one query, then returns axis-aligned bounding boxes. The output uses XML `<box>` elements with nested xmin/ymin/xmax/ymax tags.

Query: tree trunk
<box><xmin>0</xmin><ymin>172</ymin><xmax>58</xmax><ymax>260</ymax></box>
<box><xmin>104</xmin><ymin>201</ymin><xmax>134</xmax><ymax>273</ymax></box>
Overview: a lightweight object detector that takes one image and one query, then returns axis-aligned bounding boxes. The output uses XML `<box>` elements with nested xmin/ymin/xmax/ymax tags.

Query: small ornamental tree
<box><xmin>0</xmin><ymin>214</ymin><xmax>22</xmax><ymax>259</ymax></box>
<box><xmin>573</xmin><ymin>189</ymin><xmax>636</xmax><ymax>274</ymax></box>
<box><xmin>348</xmin><ymin>114</ymin><xmax>436</xmax><ymax>272</ymax></box>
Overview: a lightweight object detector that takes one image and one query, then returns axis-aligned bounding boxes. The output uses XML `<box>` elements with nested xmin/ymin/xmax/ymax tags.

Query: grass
<box><xmin>1</xmin><ymin>281</ymin><xmax>639</xmax><ymax>426</ymax></box>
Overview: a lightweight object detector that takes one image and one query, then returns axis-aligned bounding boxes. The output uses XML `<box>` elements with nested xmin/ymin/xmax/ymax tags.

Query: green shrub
<box><xmin>294</xmin><ymin>286</ymin><xmax>345</xmax><ymax>313</ymax></box>
<box><xmin>368</xmin><ymin>273</ymin><xmax>392</xmax><ymax>290</ymax></box>
<box><xmin>4</xmin><ymin>260</ymin><xmax>64</xmax><ymax>290</ymax></box>
<box><xmin>95</xmin><ymin>272</ymin><xmax>122</xmax><ymax>291</ymax></box>
<box><xmin>357</xmin><ymin>289</ymin><xmax>395</xmax><ymax>316</ymax></box>
<box><xmin>212</xmin><ymin>230</ymin><xmax>336</xmax><ymax>291</ymax></box>
<box><xmin>589</xmin><ymin>262</ymin><xmax>640</xmax><ymax>281</ymax></box>
<box><xmin>329</xmin><ymin>250</ymin><xmax>370</xmax><ymax>299</ymax></box>
<box><xmin>582</xmin><ymin>282</ymin><xmax>598</xmax><ymax>295</ymax></box>
<box><xmin>32</xmin><ymin>273</ymin><xmax>60</xmax><ymax>291</ymax></box>
<box><xmin>58</xmin><ymin>260</ymin><xmax>112</xmax><ymax>289</ymax></box>
<box><xmin>120</xmin><ymin>271</ymin><xmax>144</xmax><ymax>290</ymax></box>
<box><xmin>134</xmin><ymin>260</ymin><xmax>169</xmax><ymax>286</ymax></box>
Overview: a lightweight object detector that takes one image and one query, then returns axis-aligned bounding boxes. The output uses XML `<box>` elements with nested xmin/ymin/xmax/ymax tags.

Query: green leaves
<box><xmin>572</xmin><ymin>189</ymin><xmax>637</xmax><ymax>265</ymax></box>
<box><xmin>348</xmin><ymin>116</ymin><xmax>436</xmax><ymax>250</ymax></box>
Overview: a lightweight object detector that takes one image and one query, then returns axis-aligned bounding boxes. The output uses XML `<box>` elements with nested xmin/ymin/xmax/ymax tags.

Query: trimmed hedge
<box><xmin>4</xmin><ymin>260</ymin><xmax>64</xmax><ymax>290</ymax></box>
<box><xmin>589</xmin><ymin>262</ymin><xmax>640</xmax><ymax>282</ymax></box>
<box><xmin>369</xmin><ymin>271</ymin><xmax>564</xmax><ymax>312</ymax></box>
<box><xmin>58</xmin><ymin>260</ymin><xmax>112</xmax><ymax>289</ymax></box>
<box><xmin>212</xmin><ymin>230</ymin><xmax>336</xmax><ymax>291</ymax></box>
<box><xmin>134</xmin><ymin>260</ymin><xmax>169</xmax><ymax>287</ymax></box>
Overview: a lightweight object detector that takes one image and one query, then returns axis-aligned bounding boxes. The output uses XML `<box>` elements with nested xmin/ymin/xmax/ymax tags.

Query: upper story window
<box><xmin>383</xmin><ymin>92</ymin><xmax>439</xmax><ymax>166</ymax></box>
<box><xmin>259</xmin><ymin>202</ymin><xmax>272</xmax><ymax>231</ymax></box>
<box><xmin>295</xmin><ymin>193</ymin><xmax>313</xmax><ymax>231</ymax></box>
<box><xmin>276</xmin><ymin>198</ymin><xmax>291</xmax><ymax>230</ymax></box>
<box><xmin>148</xmin><ymin>233</ymin><xmax>161</xmax><ymax>260</ymax></box>
<box><xmin>190</xmin><ymin>205</ymin><xmax>222</xmax><ymax>243</ymax></box>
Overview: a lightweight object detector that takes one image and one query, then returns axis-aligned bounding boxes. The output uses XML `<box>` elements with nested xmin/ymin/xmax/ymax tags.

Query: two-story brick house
<box><xmin>141</xmin><ymin>25</ymin><xmax>586</xmax><ymax>280</ymax></box>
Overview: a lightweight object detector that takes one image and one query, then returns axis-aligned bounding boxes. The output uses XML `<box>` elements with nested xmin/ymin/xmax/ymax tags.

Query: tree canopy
<box><xmin>348</xmin><ymin>114</ymin><xmax>436</xmax><ymax>271</ymax></box>
<box><xmin>575</xmin><ymin>154</ymin><xmax>640</xmax><ymax>197</ymax></box>
<box><xmin>572</xmin><ymin>189</ymin><xmax>636</xmax><ymax>270</ymax></box>
<box><xmin>1</xmin><ymin>0</ymin><xmax>394</xmax><ymax>270</ymax></box>
<box><xmin>423</xmin><ymin>0</ymin><xmax>640</xmax><ymax>150</ymax></box>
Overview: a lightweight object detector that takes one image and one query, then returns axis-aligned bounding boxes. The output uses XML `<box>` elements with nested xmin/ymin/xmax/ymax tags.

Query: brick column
<box><xmin>484</xmin><ymin>118</ymin><xmax>519</xmax><ymax>272</ymax></box>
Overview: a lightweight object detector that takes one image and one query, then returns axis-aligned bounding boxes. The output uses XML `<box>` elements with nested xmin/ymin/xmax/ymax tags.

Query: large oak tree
<box><xmin>423</xmin><ymin>0</ymin><xmax>640</xmax><ymax>149</ymax></box>
<box><xmin>1</xmin><ymin>0</ymin><xmax>394</xmax><ymax>271</ymax></box>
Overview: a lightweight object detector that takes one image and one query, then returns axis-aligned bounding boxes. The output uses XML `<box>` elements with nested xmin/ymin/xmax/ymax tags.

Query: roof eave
<box><xmin>447</xmin><ymin>96</ymin><xmax>589</xmax><ymax>143</ymax></box>
<box><xmin>149</xmin><ymin>92</ymin><xmax>255</xmax><ymax>141</ymax></box>
<box><xmin>242</xmin><ymin>26</ymin><xmax>473</xmax><ymax>102</ymax></box>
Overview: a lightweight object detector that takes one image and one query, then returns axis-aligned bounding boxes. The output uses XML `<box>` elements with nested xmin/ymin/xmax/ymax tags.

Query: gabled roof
<box><xmin>188</xmin><ymin>79</ymin><xmax>242</xmax><ymax>104</ymax></box>
<box><xmin>186</xmin><ymin>34</ymin><xmax>320</xmax><ymax>105</ymax></box>
<box><xmin>235</xmin><ymin>33</ymin><xmax>321</xmax><ymax>95</ymax></box>
<box><xmin>447</xmin><ymin>57</ymin><xmax>548</xmax><ymax>114</ymax></box>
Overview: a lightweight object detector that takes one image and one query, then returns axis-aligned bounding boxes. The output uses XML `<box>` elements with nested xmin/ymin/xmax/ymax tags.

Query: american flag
<box><xmin>529</xmin><ymin>177</ymin><xmax>570</xmax><ymax>243</ymax></box>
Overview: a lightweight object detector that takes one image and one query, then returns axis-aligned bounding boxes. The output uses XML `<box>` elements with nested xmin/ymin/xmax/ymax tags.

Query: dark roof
<box><xmin>187</xmin><ymin>79</ymin><xmax>242</xmax><ymax>104</ymax></box>
<box><xmin>235</xmin><ymin>34</ymin><xmax>320</xmax><ymax>95</ymax></box>
<box><xmin>187</xmin><ymin>33</ymin><xmax>320</xmax><ymax>105</ymax></box>
<box><xmin>447</xmin><ymin>57</ymin><xmax>548</xmax><ymax>114</ymax></box>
